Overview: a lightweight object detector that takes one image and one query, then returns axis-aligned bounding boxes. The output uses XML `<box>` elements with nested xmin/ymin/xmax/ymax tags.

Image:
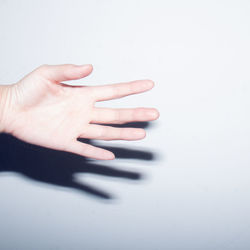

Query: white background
<box><xmin>0</xmin><ymin>0</ymin><xmax>250</xmax><ymax>249</ymax></box>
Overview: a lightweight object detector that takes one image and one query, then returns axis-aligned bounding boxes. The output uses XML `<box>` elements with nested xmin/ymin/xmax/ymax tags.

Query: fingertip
<box><xmin>84</xmin><ymin>64</ymin><xmax>93</xmax><ymax>70</ymax></box>
<box><xmin>110</xmin><ymin>153</ymin><xmax>115</xmax><ymax>160</ymax></box>
<box><xmin>78</xmin><ymin>64</ymin><xmax>93</xmax><ymax>72</ymax></box>
<box><xmin>155</xmin><ymin>109</ymin><xmax>160</xmax><ymax>119</ymax></box>
<box><xmin>151</xmin><ymin>108</ymin><xmax>160</xmax><ymax>120</ymax></box>
<box><xmin>136</xmin><ymin>128</ymin><xmax>146</xmax><ymax>139</ymax></box>
<box><xmin>73</xmin><ymin>64</ymin><xmax>93</xmax><ymax>79</ymax></box>
<box><xmin>104</xmin><ymin>151</ymin><xmax>115</xmax><ymax>160</ymax></box>
<box><xmin>144</xmin><ymin>108</ymin><xmax>159</xmax><ymax>120</ymax></box>
<box><xmin>144</xmin><ymin>79</ymin><xmax>155</xmax><ymax>89</ymax></box>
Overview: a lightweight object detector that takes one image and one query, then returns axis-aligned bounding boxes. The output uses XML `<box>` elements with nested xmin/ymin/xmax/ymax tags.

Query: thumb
<box><xmin>38</xmin><ymin>64</ymin><xmax>93</xmax><ymax>83</ymax></box>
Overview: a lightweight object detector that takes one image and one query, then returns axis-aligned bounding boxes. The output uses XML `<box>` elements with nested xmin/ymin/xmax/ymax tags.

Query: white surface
<box><xmin>0</xmin><ymin>0</ymin><xmax>250</xmax><ymax>249</ymax></box>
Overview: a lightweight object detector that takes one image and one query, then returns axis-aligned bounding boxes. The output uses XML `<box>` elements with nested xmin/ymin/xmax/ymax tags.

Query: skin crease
<box><xmin>0</xmin><ymin>64</ymin><xmax>159</xmax><ymax>160</ymax></box>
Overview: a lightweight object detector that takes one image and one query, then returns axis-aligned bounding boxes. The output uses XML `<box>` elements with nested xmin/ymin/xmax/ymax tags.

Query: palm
<box><xmin>11</xmin><ymin>81</ymin><xmax>93</xmax><ymax>150</ymax></box>
<box><xmin>5</xmin><ymin>64</ymin><xmax>159</xmax><ymax>160</ymax></box>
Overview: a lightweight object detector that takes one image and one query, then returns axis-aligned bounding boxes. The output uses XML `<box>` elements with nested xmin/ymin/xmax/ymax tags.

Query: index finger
<box><xmin>92</xmin><ymin>80</ymin><xmax>155</xmax><ymax>102</ymax></box>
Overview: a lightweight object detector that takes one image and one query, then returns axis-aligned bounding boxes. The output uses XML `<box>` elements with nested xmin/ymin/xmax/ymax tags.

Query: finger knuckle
<box><xmin>114</xmin><ymin>110</ymin><xmax>121</xmax><ymax>123</ymax></box>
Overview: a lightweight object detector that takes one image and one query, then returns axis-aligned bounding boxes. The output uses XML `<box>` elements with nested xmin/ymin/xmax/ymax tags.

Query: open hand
<box><xmin>1</xmin><ymin>64</ymin><xmax>159</xmax><ymax>160</ymax></box>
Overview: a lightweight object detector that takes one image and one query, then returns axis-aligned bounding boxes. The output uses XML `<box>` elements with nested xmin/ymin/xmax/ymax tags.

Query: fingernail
<box><xmin>77</xmin><ymin>64</ymin><xmax>93</xmax><ymax>68</ymax></box>
<box><xmin>134</xmin><ymin>129</ymin><xmax>146</xmax><ymax>138</ymax></box>
<box><xmin>105</xmin><ymin>151</ymin><xmax>115</xmax><ymax>160</ymax></box>
<box><xmin>146</xmin><ymin>110</ymin><xmax>156</xmax><ymax>118</ymax></box>
<box><xmin>144</xmin><ymin>80</ymin><xmax>154</xmax><ymax>88</ymax></box>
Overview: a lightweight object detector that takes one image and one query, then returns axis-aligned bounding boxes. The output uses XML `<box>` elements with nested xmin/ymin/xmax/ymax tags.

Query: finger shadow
<box><xmin>0</xmin><ymin>131</ymin><xmax>155</xmax><ymax>200</ymax></box>
<box><xmin>111</xmin><ymin>121</ymin><xmax>151</xmax><ymax>129</ymax></box>
<box><xmin>83</xmin><ymin>121</ymin><xmax>155</xmax><ymax>161</ymax></box>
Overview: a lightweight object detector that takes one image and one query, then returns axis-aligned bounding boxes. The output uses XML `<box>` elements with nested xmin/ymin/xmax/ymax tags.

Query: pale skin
<box><xmin>0</xmin><ymin>64</ymin><xmax>159</xmax><ymax>160</ymax></box>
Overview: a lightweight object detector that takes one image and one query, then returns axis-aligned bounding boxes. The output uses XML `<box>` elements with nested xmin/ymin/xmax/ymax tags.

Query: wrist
<box><xmin>0</xmin><ymin>85</ymin><xmax>14</xmax><ymax>133</ymax></box>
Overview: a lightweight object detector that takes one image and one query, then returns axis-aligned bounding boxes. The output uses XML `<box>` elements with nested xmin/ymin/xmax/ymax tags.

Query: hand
<box><xmin>0</xmin><ymin>64</ymin><xmax>159</xmax><ymax>160</ymax></box>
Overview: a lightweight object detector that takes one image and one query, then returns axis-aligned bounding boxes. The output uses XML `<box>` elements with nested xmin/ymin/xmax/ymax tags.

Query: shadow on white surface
<box><xmin>0</xmin><ymin>122</ymin><xmax>157</xmax><ymax>200</ymax></box>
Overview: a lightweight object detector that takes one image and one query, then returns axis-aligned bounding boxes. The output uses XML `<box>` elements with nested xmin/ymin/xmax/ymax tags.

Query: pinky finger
<box><xmin>66</xmin><ymin>140</ymin><xmax>115</xmax><ymax>160</ymax></box>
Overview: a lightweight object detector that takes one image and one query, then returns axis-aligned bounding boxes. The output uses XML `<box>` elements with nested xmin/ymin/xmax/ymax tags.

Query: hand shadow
<box><xmin>0</xmin><ymin>122</ymin><xmax>155</xmax><ymax>200</ymax></box>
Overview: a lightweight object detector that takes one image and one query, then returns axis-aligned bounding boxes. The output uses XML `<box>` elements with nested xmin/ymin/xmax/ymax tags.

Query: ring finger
<box><xmin>79</xmin><ymin>124</ymin><xmax>146</xmax><ymax>141</ymax></box>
